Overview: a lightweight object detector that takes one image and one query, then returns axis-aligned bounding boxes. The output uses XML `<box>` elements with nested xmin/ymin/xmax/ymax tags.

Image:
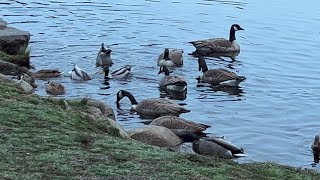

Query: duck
<box><xmin>198</xmin><ymin>57</ymin><xmax>245</xmax><ymax>86</ymax></box>
<box><xmin>45</xmin><ymin>80</ymin><xmax>66</xmax><ymax>95</ymax></box>
<box><xmin>150</xmin><ymin>116</ymin><xmax>211</xmax><ymax>142</ymax></box>
<box><xmin>192</xmin><ymin>137</ymin><xmax>246</xmax><ymax>159</ymax></box>
<box><xmin>96</xmin><ymin>43</ymin><xmax>113</xmax><ymax>67</ymax></box>
<box><xmin>157</xmin><ymin>48</ymin><xmax>183</xmax><ymax>67</ymax></box>
<box><xmin>103</xmin><ymin>65</ymin><xmax>132</xmax><ymax>80</ymax></box>
<box><xmin>116</xmin><ymin>90</ymin><xmax>190</xmax><ymax>118</ymax></box>
<box><xmin>18</xmin><ymin>72</ymin><xmax>37</xmax><ymax>88</ymax></box>
<box><xmin>70</xmin><ymin>64</ymin><xmax>92</xmax><ymax>81</ymax></box>
<box><xmin>33</xmin><ymin>69</ymin><xmax>63</xmax><ymax>79</ymax></box>
<box><xmin>189</xmin><ymin>24</ymin><xmax>244</xmax><ymax>56</ymax></box>
<box><xmin>158</xmin><ymin>65</ymin><xmax>187</xmax><ymax>92</ymax></box>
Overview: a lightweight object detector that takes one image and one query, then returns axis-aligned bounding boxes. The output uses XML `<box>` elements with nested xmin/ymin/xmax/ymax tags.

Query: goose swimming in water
<box><xmin>158</xmin><ymin>65</ymin><xmax>187</xmax><ymax>92</ymax></box>
<box><xmin>45</xmin><ymin>80</ymin><xmax>66</xmax><ymax>95</ymax></box>
<box><xmin>190</xmin><ymin>24</ymin><xmax>244</xmax><ymax>56</ymax></box>
<box><xmin>198</xmin><ymin>57</ymin><xmax>245</xmax><ymax>87</ymax></box>
<box><xmin>70</xmin><ymin>64</ymin><xmax>92</xmax><ymax>81</ymax></box>
<box><xmin>157</xmin><ymin>48</ymin><xmax>183</xmax><ymax>67</ymax></box>
<box><xmin>116</xmin><ymin>90</ymin><xmax>190</xmax><ymax>118</ymax></box>
<box><xmin>192</xmin><ymin>137</ymin><xmax>246</xmax><ymax>158</ymax></box>
<box><xmin>96</xmin><ymin>43</ymin><xmax>113</xmax><ymax>67</ymax></box>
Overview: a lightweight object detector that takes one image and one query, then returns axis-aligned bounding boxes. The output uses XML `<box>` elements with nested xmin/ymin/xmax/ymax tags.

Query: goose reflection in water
<box><xmin>196</xmin><ymin>83</ymin><xmax>244</xmax><ymax>97</ymax></box>
<box><xmin>159</xmin><ymin>89</ymin><xmax>187</xmax><ymax>100</ymax></box>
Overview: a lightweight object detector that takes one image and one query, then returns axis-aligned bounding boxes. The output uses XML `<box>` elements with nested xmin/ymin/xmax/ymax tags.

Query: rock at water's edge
<box><xmin>0</xmin><ymin>26</ymin><xmax>30</xmax><ymax>55</ymax></box>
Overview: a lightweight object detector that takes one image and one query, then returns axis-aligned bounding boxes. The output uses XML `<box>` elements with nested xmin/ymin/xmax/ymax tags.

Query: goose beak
<box><xmin>239</xmin><ymin>27</ymin><xmax>244</xmax><ymax>30</ymax></box>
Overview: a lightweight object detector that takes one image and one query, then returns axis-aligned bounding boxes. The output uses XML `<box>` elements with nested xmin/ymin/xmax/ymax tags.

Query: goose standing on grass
<box><xmin>150</xmin><ymin>116</ymin><xmax>211</xmax><ymax>142</ymax></box>
<box><xmin>96</xmin><ymin>43</ymin><xmax>113</xmax><ymax>67</ymax></box>
<box><xmin>34</xmin><ymin>69</ymin><xmax>63</xmax><ymax>79</ymax></box>
<box><xmin>116</xmin><ymin>90</ymin><xmax>190</xmax><ymax>118</ymax></box>
<box><xmin>157</xmin><ymin>48</ymin><xmax>183</xmax><ymax>67</ymax></box>
<box><xmin>192</xmin><ymin>137</ymin><xmax>246</xmax><ymax>159</ymax></box>
<box><xmin>70</xmin><ymin>64</ymin><xmax>92</xmax><ymax>81</ymax></box>
<box><xmin>158</xmin><ymin>65</ymin><xmax>187</xmax><ymax>92</ymax></box>
<box><xmin>198</xmin><ymin>57</ymin><xmax>245</xmax><ymax>86</ymax></box>
<box><xmin>45</xmin><ymin>80</ymin><xmax>66</xmax><ymax>95</ymax></box>
<box><xmin>189</xmin><ymin>24</ymin><xmax>244</xmax><ymax>56</ymax></box>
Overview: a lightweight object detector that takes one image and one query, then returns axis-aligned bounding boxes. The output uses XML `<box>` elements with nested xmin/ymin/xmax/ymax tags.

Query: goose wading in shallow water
<box><xmin>158</xmin><ymin>65</ymin><xmax>187</xmax><ymax>92</ymax></box>
<box><xmin>192</xmin><ymin>137</ymin><xmax>246</xmax><ymax>159</ymax></box>
<box><xmin>150</xmin><ymin>116</ymin><xmax>211</xmax><ymax>142</ymax></box>
<box><xmin>116</xmin><ymin>90</ymin><xmax>190</xmax><ymax>118</ymax></box>
<box><xmin>45</xmin><ymin>80</ymin><xmax>66</xmax><ymax>95</ymax></box>
<box><xmin>312</xmin><ymin>135</ymin><xmax>320</xmax><ymax>163</ymax></box>
<box><xmin>197</xmin><ymin>57</ymin><xmax>245</xmax><ymax>86</ymax></box>
<box><xmin>102</xmin><ymin>65</ymin><xmax>132</xmax><ymax>80</ymax></box>
<box><xmin>96</xmin><ymin>43</ymin><xmax>113</xmax><ymax>67</ymax></box>
<box><xmin>189</xmin><ymin>24</ymin><xmax>244</xmax><ymax>56</ymax></box>
<box><xmin>157</xmin><ymin>48</ymin><xmax>183</xmax><ymax>67</ymax></box>
<box><xmin>70</xmin><ymin>64</ymin><xmax>92</xmax><ymax>81</ymax></box>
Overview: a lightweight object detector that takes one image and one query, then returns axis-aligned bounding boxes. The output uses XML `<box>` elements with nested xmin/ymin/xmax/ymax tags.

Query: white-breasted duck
<box><xmin>96</xmin><ymin>43</ymin><xmax>113</xmax><ymax>67</ymax></box>
<box><xmin>190</xmin><ymin>24</ymin><xmax>244</xmax><ymax>56</ymax></box>
<box><xmin>116</xmin><ymin>90</ymin><xmax>190</xmax><ymax>118</ymax></box>
<box><xmin>158</xmin><ymin>65</ymin><xmax>187</xmax><ymax>92</ymax></box>
<box><xmin>198</xmin><ymin>57</ymin><xmax>245</xmax><ymax>87</ymax></box>
<box><xmin>157</xmin><ymin>48</ymin><xmax>183</xmax><ymax>67</ymax></box>
<box><xmin>70</xmin><ymin>64</ymin><xmax>92</xmax><ymax>81</ymax></box>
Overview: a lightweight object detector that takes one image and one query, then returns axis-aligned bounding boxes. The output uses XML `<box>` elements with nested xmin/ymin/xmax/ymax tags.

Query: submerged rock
<box><xmin>129</xmin><ymin>125</ymin><xmax>182</xmax><ymax>148</ymax></box>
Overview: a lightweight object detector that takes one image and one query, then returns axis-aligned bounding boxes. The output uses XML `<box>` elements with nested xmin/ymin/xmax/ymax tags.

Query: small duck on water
<box><xmin>96</xmin><ymin>43</ymin><xmax>113</xmax><ymax>67</ymax></box>
<box><xmin>102</xmin><ymin>65</ymin><xmax>132</xmax><ymax>80</ymax></box>
<box><xmin>33</xmin><ymin>69</ymin><xmax>63</xmax><ymax>79</ymax></box>
<box><xmin>45</xmin><ymin>80</ymin><xmax>66</xmax><ymax>95</ymax></box>
<box><xmin>189</xmin><ymin>24</ymin><xmax>244</xmax><ymax>56</ymax></box>
<box><xmin>70</xmin><ymin>64</ymin><xmax>92</xmax><ymax>81</ymax></box>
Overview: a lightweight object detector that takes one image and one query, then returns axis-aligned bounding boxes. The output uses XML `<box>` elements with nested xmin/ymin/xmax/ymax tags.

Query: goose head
<box><xmin>163</xmin><ymin>48</ymin><xmax>170</xmax><ymax>60</ymax></box>
<box><xmin>116</xmin><ymin>90</ymin><xmax>125</xmax><ymax>103</ymax></box>
<box><xmin>231</xmin><ymin>24</ymin><xmax>244</xmax><ymax>31</ymax></box>
<box><xmin>198</xmin><ymin>57</ymin><xmax>208</xmax><ymax>73</ymax></box>
<box><xmin>116</xmin><ymin>90</ymin><xmax>139</xmax><ymax>110</ymax></box>
<box><xmin>312</xmin><ymin>135</ymin><xmax>320</xmax><ymax>151</ymax></box>
<box><xmin>158</xmin><ymin>65</ymin><xmax>172</xmax><ymax>75</ymax></box>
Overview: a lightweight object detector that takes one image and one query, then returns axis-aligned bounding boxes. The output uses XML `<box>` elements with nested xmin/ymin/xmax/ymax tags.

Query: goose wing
<box><xmin>190</xmin><ymin>38</ymin><xmax>233</xmax><ymax>53</ymax></box>
<box><xmin>150</xmin><ymin>116</ymin><xmax>209</xmax><ymax>133</ymax></box>
<box><xmin>136</xmin><ymin>98</ymin><xmax>190</xmax><ymax>117</ymax></box>
<box><xmin>203</xmin><ymin>69</ymin><xmax>237</xmax><ymax>84</ymax></box>
<box><xmin>205</xmin><ymin>137</ymin><xmax>244</xmax><ymax>155</ymax></box>
<box><xmin>159</xmin><ymin>76</ymin><xmax>187</xmax><ymax>88</ymax></box>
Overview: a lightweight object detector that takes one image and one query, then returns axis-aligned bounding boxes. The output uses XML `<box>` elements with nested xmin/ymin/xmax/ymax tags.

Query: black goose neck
<box><xmin>229</xmin><ymin>26</ymin><xmax>236</xmax><ymax>42</ymax></box>
<box><xmin>163</xmin><ymin>66</ymin><xmax>170</xmax><ymax>76</ymax></box>
<box><xmin>123</xmin><ymin>90</ymin><xmax>138</xmax><ymax>105</ymax></box>
<box><xmin>198</xmin><ymin>58</ymin><xmax>208</xmax><ymax>73</ymax></box>
<box><xmin>164</xmin><ymin>49</ymin><xmax>170</xmax><ymax>60</ymax></box>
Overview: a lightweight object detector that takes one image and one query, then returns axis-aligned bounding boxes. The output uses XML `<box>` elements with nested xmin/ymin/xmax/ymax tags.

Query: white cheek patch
<box><xmin>233</xmin><ymin>26</ymin><xmax>239</xmax><ymax>31</ymax></box>
<box><xmin>118</xmin><ymin>91</ymin><xmax>123</xmax><ymax>99</ymax></box>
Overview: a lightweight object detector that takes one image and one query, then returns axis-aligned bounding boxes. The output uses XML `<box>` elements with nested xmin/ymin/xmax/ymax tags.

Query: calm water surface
<box><xmin>1</xmin><ymin>0</ymin><xmax>320</xmax><ymax>168</ymax></box>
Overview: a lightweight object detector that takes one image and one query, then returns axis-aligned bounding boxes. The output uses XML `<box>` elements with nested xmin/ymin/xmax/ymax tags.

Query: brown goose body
<box><xmin>158</xmin><ymin>65</ymin><xmax>187</xmax><ymax>92</ymax></box>
<box><xmin>45</xmin><ymin>81</ymin><xmax>66</xmax><ymax>95</ymax></box>
<box><xmin>157</xmin><ymin>48</ymin><xmax>183</xmax><ymax>66</ymax></box>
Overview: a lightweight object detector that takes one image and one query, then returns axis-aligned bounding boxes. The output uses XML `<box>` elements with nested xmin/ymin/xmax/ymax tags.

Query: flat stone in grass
<box><xmin>0</xmin><ymin>24</ymin><xmax>30</xmax><ymax>55</ymax></box>
<box><xmin>129</xmin><ymin>125</ymin><xmax>183</xmax><ymax>148</ymax></box>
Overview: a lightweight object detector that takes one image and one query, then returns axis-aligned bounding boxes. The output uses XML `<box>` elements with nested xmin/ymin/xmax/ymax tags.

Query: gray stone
<box><xmin>129</xmin><ymin>125</ymin><xmax>182</xmax><ymax>148</ymax></box>
<box><xmin>0</xmin><ymin>26</ymin><xmax>30</xmax><ymax>54</ymax></box>
<box><xmin>0</xmin><ymin>18</ymin><xmax>7</xmax><ymax>30</ymax></box>
<box><xmin>65</xmin><ymin>98</ymin><xmax>130</xmax><ymax>139</ymax></box>
<box><xmin>0</xmin><ymin>73</ymin><xmax>33</xmax><ymax>94</ymax></box>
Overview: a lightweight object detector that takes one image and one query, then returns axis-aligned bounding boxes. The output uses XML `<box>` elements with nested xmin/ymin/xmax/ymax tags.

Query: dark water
<box><xmin>1</xmin><ymin>0</ymin><xmax>320</xmax><ymax>168</ymax></box>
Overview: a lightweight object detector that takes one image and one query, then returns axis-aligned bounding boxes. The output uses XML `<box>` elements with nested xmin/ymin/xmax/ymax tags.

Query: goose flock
<box><xmin>32</xmin><ymin>24</ymin><xmax>249</xmax><ymax>158</ymax></box>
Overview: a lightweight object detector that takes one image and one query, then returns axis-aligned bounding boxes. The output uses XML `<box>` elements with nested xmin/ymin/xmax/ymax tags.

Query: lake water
<box><xmin>1</xmin><ymin>0</ymin><xmax>320</xmax><ymax>168</ymax></box>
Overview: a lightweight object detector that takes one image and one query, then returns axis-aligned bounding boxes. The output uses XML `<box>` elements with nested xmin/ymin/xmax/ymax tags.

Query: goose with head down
<box><xmin>70</xmin><ymin>64</ymin><xmax>92</xmax><ymax>81</ymax></box>
<box><xmin>158</xmin><ymin>65</ymin><xmax>187</xmax><ymax>92</ymax></box>
<box><xmin>190</xmin><ymin>24</ymin><xmax>244</xmax><ymax>56</ymax></box>
<box><xmin>116</xmin><ymin>90</ymin><xmax>190</xmax><ymax>118</ymax></box>
<box><xmin>197</xmin><ymin>57</ymin><xmax>245</xmax><ymax>87</ymax></box>
<box><xmin>96</xmin><ymin>43</ymin><xmax>113</xmax><ymax>67</ymax></box>
<box><xmin>157</xmin><ymin>48</ymin><xmax>183</xmax><ymax>67</ymax></box>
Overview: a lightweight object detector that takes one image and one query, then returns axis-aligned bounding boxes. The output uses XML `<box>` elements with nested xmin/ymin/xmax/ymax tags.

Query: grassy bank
<box><xmin>0</xmin><ymin>81</ymin><xmax>318</xmax><ymax>180</ymax></box>
<box><xmin>0</xmin><ymin>47</ymin><xmax>30</xmax><ymax>68</ymax></box>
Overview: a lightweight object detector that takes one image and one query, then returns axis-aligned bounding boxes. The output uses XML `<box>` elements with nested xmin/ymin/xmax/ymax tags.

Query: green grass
<box><xmin>0</xmin><ymin>81</ymin><xmax>319</xmax><ymax>180</ymax></box>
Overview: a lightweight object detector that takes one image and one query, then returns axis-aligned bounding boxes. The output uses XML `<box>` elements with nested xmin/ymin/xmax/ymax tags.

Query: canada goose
<box><xmin>190</xmin><ymin>24</ymin><xmax>244</xmax><ymax>56</ymax></box>
<box><xmin>96</xmin><ymin>43</ymin><xmax>113</xmax><ymax>67</ymax></box>
<box><xmin>198</xmin><ymin>57</ymin><xmax>245</xmax><ymax>86</ymax></box>
<box><xmin>70</xmin><ymin>64</ymin><xmax>92</xmax><ymax>81</ymax></box>
<box><xmin>157</xmin><ymin>48</ymin><xmax>183</xmax><ymax>67</ymax></box>
<box><xmin>312</xmin><ymin>135</ymin><xmax>320</xmax><ymax>163</ymax></box>
<box><xmin>34</xmin><ymin>69</ymin><xmax>63</xmax><ymax>79</ymax></box>
<box><xmin>150</xmin><ymin>116</ymin><xmax>210</xmax><ymax>142</ymax></box>
<box><xmin>116</xmin><ymin>90</ymin><xmax>190</xmax><ymax>118</ymax></box>
<box><xmin>192</xmin><ymin>137</ymin><xmax>246</xmax><ymax>158</ymax></box>
<box><xmin>158</xmin><ymin>65</ymin><xmax>187</xmax><ymax>92</ymax></box>
<box><xmin>45</xmin><ymin>80</ymin><xmax>66</xmax><ymax>95</ymax></box>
